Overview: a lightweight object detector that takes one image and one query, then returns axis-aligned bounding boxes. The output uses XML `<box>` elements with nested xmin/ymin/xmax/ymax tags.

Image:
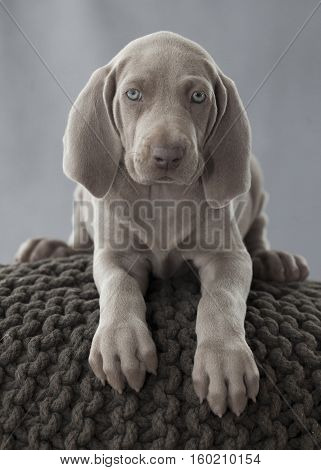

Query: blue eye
<box><xmin>191</xmin><ymin>91</ymin><xmax>206</xmax><ymax>103</ymax></box>
<box><xmin>126</xmin><ymin>88</ymin><xmax>142</xmax><ymax>101</ymax></box>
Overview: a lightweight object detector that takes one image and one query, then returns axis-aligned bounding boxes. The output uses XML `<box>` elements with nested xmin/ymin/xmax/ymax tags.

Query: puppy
<box><xmin>15</xmin><ymin>32</ymin><xmax>309</xmax><ymax>417</ymax></box>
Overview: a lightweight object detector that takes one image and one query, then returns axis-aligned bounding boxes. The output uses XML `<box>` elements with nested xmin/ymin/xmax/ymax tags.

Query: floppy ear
<box><xmin>63</xmin><ymin>64</ymin><xmax>122</xmax><ymax>198</ymax></box>
<box><xmin>202</xmin><ymin>68</ymin><xmax>251</xmax><ymax>208</ymax></box>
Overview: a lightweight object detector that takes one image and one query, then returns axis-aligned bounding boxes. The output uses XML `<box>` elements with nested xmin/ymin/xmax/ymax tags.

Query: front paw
<box><xmin>89</xmin><ymin>319</ymin><xmax>157</xmax><ymax>393</ymax></box>
<box><xmin>192</xmin><ymin>338</ymin><xmax>259</xmax><ymax>417</ymax></box>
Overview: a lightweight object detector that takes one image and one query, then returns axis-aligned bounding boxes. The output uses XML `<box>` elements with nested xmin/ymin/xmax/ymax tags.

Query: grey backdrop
<box><xmin>1</xmin><ymin>0</ymin><xmax>320</xmax><ymax>277</ymax></box>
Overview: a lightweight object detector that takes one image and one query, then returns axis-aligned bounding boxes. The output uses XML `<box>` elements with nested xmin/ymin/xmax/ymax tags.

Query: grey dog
<box><xmin>16</xmin><ymin>32</ymin><xmax>309</xmax><ymax>417</ymax></box>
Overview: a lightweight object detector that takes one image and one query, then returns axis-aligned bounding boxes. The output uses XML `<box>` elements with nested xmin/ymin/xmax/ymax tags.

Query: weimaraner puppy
<box><xmin>15</xmin><ymin>32</ymin><xmax>309</xmax><ymax>417</ymax></box>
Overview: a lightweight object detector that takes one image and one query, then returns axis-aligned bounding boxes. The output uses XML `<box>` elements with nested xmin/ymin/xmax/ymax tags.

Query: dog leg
<box><xmin>14</xmin><ymin>189</ymin><xmax>93</xmax><ymax>263</ymax></box>
<box><xmin>245</xmin><ymin>213</ymin><xmax>309</xmax><ymax>282</ymax></box>
<box><xmin>89</xmin><ymin>249</ymin><xmax>157</xmax><ymax>393</ymax></box>
<box><xmin>14</xmin><ymin>227</ymin><xmax>93</xmax><ymax>263</ymax></box>
<box><xmin>192</xmin><ymin>248</ymin><xmax>259</xmax><ymax>417</ymax></box>
<box><xmin>14</xmin><ymin>237</ymin><xmax>77</xmax><ymax>263</ymax></box>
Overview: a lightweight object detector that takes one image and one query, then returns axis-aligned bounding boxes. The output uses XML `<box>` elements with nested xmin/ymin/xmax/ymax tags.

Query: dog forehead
<box><xmin>123</xmin><ymin>31</ymin><xmax>210</xmax><ymax>56</ymax></box>
<box><xmin>115</xmin><ymin>31</ymin><xmax>215</xmax><ymax>79</ymax></box>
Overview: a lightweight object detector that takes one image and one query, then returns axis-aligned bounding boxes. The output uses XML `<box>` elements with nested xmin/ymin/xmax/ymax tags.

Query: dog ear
<box><xmin>202</xmin><ymin>68</ymin><xmax>251</xmax><ymax>208</ymax></box>
<box><xmin>63</xmin><ymin>64</ymin><xmax>122</xmax><ymax>198</ymax></box>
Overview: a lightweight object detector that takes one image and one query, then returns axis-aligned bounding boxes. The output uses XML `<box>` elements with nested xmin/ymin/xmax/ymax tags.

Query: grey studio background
<box><xmin>0</xmin><ymin>0</ymin><xmax>320</xmax><ymax>277</ymax></box>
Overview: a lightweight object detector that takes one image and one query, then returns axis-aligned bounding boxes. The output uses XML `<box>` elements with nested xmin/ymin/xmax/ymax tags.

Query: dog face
<box><xmin>63</xmin><ymin>32</ymin><xmax>251</xmax><ymax>207</ymax></box>
<box><xmin>114</xmin><ymin>40</ymin><xmax>213</xmax><ymax>185</ymax></box>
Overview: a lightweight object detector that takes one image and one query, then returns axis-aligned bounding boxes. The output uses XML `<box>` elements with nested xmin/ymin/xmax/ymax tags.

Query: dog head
<box><xmin>63</xmin><ymin>31</ymin><xmax>251</xmax><ymax>208</ymax></box>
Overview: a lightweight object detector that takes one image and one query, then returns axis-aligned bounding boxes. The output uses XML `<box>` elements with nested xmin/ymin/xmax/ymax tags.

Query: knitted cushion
<box><xmin>0</xmin><ymin>255</ymin><xmax>320</xmax><ymax>450</ymax></box>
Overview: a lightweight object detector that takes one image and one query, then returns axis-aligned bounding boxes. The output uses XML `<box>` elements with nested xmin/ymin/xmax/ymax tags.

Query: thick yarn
<box><xmin>0</xmin><ymin>255</ymin><xmax>320</xmax><ymax>450</ymax></box>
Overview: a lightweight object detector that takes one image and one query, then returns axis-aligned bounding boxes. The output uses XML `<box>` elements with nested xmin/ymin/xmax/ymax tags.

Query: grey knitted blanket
<box><xmin>0</xmin><ymin>255</ymin><xmax>320</xmax><ymax>450</ymax></box>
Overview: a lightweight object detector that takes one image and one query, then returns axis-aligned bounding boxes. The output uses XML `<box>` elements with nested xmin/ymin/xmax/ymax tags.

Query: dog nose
<box><xmin>152</xmin><ymin>146</ymin><xmax>183</xmax><ymax>170</ymax></box>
